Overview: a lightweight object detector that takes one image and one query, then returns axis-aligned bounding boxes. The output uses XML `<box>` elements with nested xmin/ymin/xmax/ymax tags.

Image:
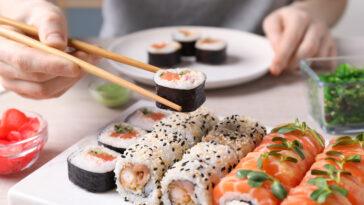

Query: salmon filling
<box><xmin>88</xmin><ymin>150</ymin><xmax>115</xmax><ymax>161</ymax></box>
<box><xmin>119</xmin><ymin>163</ymin><xmax>150</xmax><ymax>192</ymax></box>
<box><xmin>142</xmin><ymin>109</ymin><xmax>166</xmax><ymax>121</ymax></box>
<box><xmin>168</xmin><ymin>180</ymin><xmax>196</xmax><ymax>205</ymax></box>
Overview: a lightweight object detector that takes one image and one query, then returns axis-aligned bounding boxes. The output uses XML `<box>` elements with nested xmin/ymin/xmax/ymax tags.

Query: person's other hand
<box><xmin>0</xmin><ymin>0</ymin><xmax>95</xmax><ymax>99</ymax></box>
<box><xmin>263</xmin><ymin>6</ymin><xmax>336</xmax><ymax>75</ymax></box>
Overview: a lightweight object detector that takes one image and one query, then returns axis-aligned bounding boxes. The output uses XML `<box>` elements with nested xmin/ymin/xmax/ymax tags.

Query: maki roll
<box><xmin>67</xmin><ymin>145</ymin><xmax>119</xmax><ymax>192</ymax></box>
<box><xmin>126</xmin><ymin>106</ymin><xmax>170</xmax><ymax>131</ymax></box>
<box><xmin>172</xmin><ymin>29</ymin><xmax>201</xmax><ymax>56</ymax></box>
<box><xmin>98</xmin><ymin>122</ymin><xmax>147</xmax><ymax>153</ymax></box>
<box><xmin>160</xmin><ymin>115</ymin><xmax>265</xmax><ymax>205</ymax></box>
<box><xmin>114</xmin><ymin>132</ymin><xmax>192</xmax><ymax>205</ymax></box>
<box><xmin>114</xmin><ymin>109</ymin><xmax>217</xmax><ymax>204</ymax></box>
<box><xmin>161</xmin><ymin>142</ymin><xmax>239</xmax><ymax>205</ymax></box>
<box><xmin>203</xmin><ymin>115</ymin><xmax>267</xmax><ymax>159</ymax></box>
<box><xmin>154</xmin><ymin>68</ymin><xmax>206</xmax><ymax>112</ymax></box>
<box><xmin>153</xmin><ymin>107</ymin><xmax>218</xmax><ymax>146</ymax></box>
<box><xmin>148</xmin><ymin>41</ymin><xmax>181</xmax><ymax>67</ymax></box>
<box><xmin>196</xmin><ymin>37</ymin><xmax>227</xmax><ymax>64</ymax></box>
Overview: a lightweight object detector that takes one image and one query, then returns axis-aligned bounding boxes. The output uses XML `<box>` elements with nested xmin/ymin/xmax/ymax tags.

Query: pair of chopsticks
<box><xmin>0</xmin><ymin>16</ymin><xmax>182</xmax><ymax>111</ymax></box>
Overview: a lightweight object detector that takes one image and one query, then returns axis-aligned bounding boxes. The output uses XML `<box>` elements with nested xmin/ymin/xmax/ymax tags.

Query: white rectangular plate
<box><xmin>8</xmin><ymin>101</ymin><xmax>157</xmax><ymax>205</ymax></box>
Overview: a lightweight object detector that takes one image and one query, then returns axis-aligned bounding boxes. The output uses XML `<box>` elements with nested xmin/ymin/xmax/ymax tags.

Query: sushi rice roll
<box><xmin>196</xmin><ymin>37</ymin><xmax>227</xmax><ymax>64</ymax></box>
<box><xmin>67</xmin><ymin>145</ymin><xmax>119</xmax><ymax>193</ymax></box>
<box><xmin>161</xmin><ymin>142</ymin><xmax>238</xmax><ymax>205</ymax></box>
<box><xmin>154</xmin><ymin>68</ymin><xmax>206</xmax><ymax>112</ymax></box>
<box><xmin>153</xmin><ymin>107</ymin><xmax>218</xmax><ymax>146</ymax></box>
<box><xmin>126</xmin><ymin>106</ymin><xmax>170</xmax><ymax>131</ymax></box>
<box><xmin>114</xmin><ymin>109</ymin><xmax>217</xmax><ymax>204</ymax></box>
<box><xmin>114</xmin><ymin>132</ymin><xmax>192</xmax><ymax>205</ymax></box>
<box><xmin>172</xmin><ymin>29</ymin><xmax>201</xmax><ymax>56</ymax></box>
<box><xmin>203</xmin><ymin>115</ymin><xmax>267</xmax><ymax>159</ymax></box>
<box><xmin>98</xmin><ymin>122</ymin><xmax>147</xmax><ymax>154</ymax></box>
<box><xmin>148</xmin><ymin>41</ymin><xmax>181</xmax><ymax>67</ymax></box>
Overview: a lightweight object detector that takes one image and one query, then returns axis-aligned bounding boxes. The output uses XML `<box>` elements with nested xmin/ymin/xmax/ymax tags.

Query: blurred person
<box><xmin>0</xmin><ymin>0</ymin><xmax>347</xmax><ymax>99</ymax></box>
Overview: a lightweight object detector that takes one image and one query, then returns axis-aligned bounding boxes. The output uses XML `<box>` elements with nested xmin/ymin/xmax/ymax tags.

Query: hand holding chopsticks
<box><xmin>0</xmin><ymin>16</ymin><xmax>182</xmax><ymax>111</ymax></box>
<box><xmin>0</xmin><ymin>16</ymin><xmax>160</xmax><ymax>73</ymax></box>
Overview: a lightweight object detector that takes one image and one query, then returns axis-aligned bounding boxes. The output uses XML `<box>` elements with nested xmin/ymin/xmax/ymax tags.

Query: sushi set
<box><xmin>148</xmin><ymin>29</ymin><xmax>227</xmax><ymax>67</ymax></box>
<box><xmin>9</xmin><ymin>100</ymin><xmax>364</xmax><ymax>205</ymax></box>
<box><xmin>108</xmin><ymin>26</ymin><xmax>274</xmax><ymax>89</ymax></box>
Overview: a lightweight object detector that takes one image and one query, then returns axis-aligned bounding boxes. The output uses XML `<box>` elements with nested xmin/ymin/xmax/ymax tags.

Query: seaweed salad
<box><xmin>319</xmin><ymin>63</ymin><xmax>364</xmax><ymax>126</ymax></box>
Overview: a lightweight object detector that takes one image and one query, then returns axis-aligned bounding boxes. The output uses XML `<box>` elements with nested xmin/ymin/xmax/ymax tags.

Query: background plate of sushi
<box><xmin>107</xmin><ymin>26</ymin><xmax>274</xmax><ymax>89</ymax></box>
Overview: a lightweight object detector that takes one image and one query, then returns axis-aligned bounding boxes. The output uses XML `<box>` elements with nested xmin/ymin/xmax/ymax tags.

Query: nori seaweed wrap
<box><xmin>154</xmin><ymin>68</ymin><xmax>206</xmax><ymax>112</ymax></box>
<box><xmin>67</xmin><ymin>145</ymin><xmax>119</xmax><ymax>192</ymax></box>
<box><xmin>172</xmin><ymin>29</ymin><xmax>201</xmax><ymax>57</ymax></box>
<box><xmin>147</xmin><ymin>41</ymin><xmax>181</xmax><ymax>67</ymax></box>
<box><xmin>196</xmin><ymin>37</ymin><xmax>227</xmax><ymax>64</ymax></box>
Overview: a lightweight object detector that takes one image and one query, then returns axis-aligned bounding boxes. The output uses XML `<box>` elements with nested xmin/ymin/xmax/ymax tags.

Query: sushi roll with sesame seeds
<box><xmin>154</xmin><ymin>68</ymin><xmax>206</xmax><ymax>112</ymax></box>
<box><xmin>161</xmin><ymin>142</ymin><xmax>238</xmax><ymax>205</ymax></box>
<box><xmin>153</xmin><ymin>107</ymin><xmax>218</xmax><ymax>146</ymax></box>
<box><xmin>203</xmin><ymin>115</ymin><xmax>267</xmax><ymax>159</ymax></box>
<box><xmin>172</xmin><ymin>29</ymin><xmax>201</xmax><ymax>57</ymax></box>
<box><xmin>126</xmin><ymin>106</ymin><xmax>170</xmax><ymax>131</ymax></box>
<box><xmin>148</xmin><ymin>41</ymin><xmax>182</xmax><ymax>67</ymax></box>
<box><xmin>114</xmin><ymin>131</ymin><xmax>195</xmax><ymax>205</ymax></box>
<box><xmin>67</xmin><ymin>145</ymin><xmax>119</xmax><ymax>193</ymax></box>
<box><xmin>196</xmin><ymin>37</ymin><xmax>227</xmax><ymax>64</ymax></box>
<box><xmin>97</xmin><ymin>122</ymin><xmax>147</xmax><ymax>154</ymax></box>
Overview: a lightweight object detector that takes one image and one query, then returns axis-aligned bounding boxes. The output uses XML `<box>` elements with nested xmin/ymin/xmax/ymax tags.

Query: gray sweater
<box><xmin>100</xmin><ymin>0</ymin><xmax>292</xmax><ymax>37</ymax></box>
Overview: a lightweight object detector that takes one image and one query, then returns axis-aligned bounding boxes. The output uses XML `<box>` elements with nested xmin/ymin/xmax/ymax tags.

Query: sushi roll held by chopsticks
<box><xmin>148</xmin><ymin>41</ymin><xmax>182</xmax><ymax>67</ymax></box>
<box><xmin>67</xmin><ymin>145</ymin><xmax>119</xmax><ymax>193</ymax></box>
<box><xmin>154</xmin><ymin>68</ymin><xmax>206</xmax><ymax>112</ymax></box>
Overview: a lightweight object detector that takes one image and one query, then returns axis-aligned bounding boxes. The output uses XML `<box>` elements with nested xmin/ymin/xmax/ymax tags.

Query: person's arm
<box><xmin>263</xmin><ymin>0</ymin><xmax>347</xmax><ymax>75</ymax></box>
<box><xmin>0</xmin><ymin>0</ymin><xmax>94</xmax><ymax>99</ymax></box>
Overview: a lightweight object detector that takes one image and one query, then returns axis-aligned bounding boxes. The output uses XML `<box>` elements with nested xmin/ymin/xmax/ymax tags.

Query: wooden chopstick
<box><xmin>0</xmin><ymin>16</ymin><xmax>160</xmax><ymax>73</ymax></box>
<box><xmin>0</xmin><ymin>27</ymin><xmax>182</xmax><ymax>111</ymax></box>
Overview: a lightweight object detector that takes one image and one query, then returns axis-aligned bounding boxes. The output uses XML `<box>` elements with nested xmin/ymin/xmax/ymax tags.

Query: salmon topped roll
<box><xmin>282</xmin><ymin>133</ymin><xmax>364</xmax><ymax>205</ymax></box>
<box><xmin>161</xmin><ymin>115</ymin><xmax>266</xmax><ymax>205</ymax></box>
<box><xmin>213</xmin><ymin>120</ymin><xmax>325</xmax><ymax>205</ymax></box>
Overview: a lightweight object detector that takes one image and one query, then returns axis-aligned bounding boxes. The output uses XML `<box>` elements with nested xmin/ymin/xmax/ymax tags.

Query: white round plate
<box><xmin>107</xmin><ymin>26</ymin><xmax>274</xmax><ymax>89</ymax></box>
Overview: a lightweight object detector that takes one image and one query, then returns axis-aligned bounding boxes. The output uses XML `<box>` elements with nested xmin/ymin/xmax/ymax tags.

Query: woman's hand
<box><xmin>263</xmin><ymin>6</ymin><xmax>337</xmax><ymax>75</ymax></box>
<box><xmin>0</xmin><ymin>0</ymin><xmax>95</xmax><ymax>99</ymax></box>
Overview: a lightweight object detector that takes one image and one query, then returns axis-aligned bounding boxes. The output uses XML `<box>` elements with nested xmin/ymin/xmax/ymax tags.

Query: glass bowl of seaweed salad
<box><xmin>301</xmin><ymin>56</ymin><xmax>364</xmax><ymax>134</ymax></box>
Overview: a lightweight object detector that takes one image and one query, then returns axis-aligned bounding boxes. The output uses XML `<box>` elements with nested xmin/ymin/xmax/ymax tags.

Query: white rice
<box><xmin>98</xmin><ymin>122</ymin><xmax>146</xmax><ymax>149</ymax></box>
<box><xmin>69</xmin><ymin>145</ymin><xmax>119</xmax><ymax>173</ymax></box>
<box><xmin>154</xmin><ymin>68</ymin><xmax>206</xmax><ymax>90</ymax></box>
<box><xmin>126</xmin><ymin>106</ymin><xmax>170</xmax><ymax>131</ymax></box>
<box><xmin>219</xmin><ymin>192</ymin><xmax>259</xmax><ymax>205</ymax></box>
<box><xmin>172</xmin><ymin>28</ymin><xmax>201</xmax><ymax>42</ymax></box>
<box><xmin>196</xmin><ymin>37</ymin><xmax>227</xmax><ymax>51</ymax></box>
<box><xmin>147</xmin><ymin>41</ymin><xmax>181</xmax><ymax>54</ymax></box>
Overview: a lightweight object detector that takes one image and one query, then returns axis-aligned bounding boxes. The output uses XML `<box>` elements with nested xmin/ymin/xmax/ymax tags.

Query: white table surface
<box><xmin>0</xmin><ymin>37</ymin><xmax>363</xmax><ymax>205</ymax></box>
